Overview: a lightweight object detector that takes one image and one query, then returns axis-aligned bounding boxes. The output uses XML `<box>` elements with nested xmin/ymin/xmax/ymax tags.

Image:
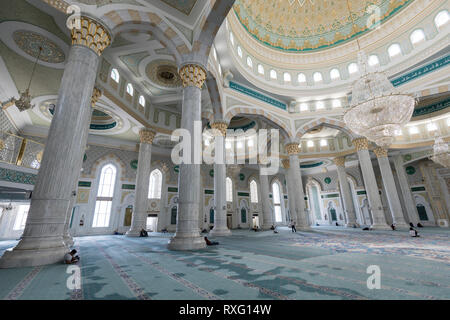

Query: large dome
<box><xmin>233</xmin><ymin>0</ymin><xmax>414</xmax><ymax>53</ymax></box>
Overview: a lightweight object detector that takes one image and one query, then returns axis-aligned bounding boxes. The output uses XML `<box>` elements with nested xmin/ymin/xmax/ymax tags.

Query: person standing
<box><xmin>291</xmin><ymin>220</ymin><xmax>297</xmax><ymax>233</ymax></box>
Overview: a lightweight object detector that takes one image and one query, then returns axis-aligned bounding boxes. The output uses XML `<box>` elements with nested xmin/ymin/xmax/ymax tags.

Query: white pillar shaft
<box><xmin>0</xmin><ymin>45</ymin><xmax>99</xmax><ymax>268</ymax></box>
<box><xmin>289</xmin><ymin>155</ymin><xmax>310</xmax><ymax>229</ymax></box>
<box><xmin>377</xmin><ymin>156</ymin><xmax>409</xmax><ymax>228</ymax></box>
<box><xmin>285</xmin><ymin>171</ymin><xmax>296</xmax><ymax>224</ymax></box>
<box><xmin>393</xmin><ymin>155</ymin><xmax>419</xmax><ymax>225</ymax></box>
<box><xmin>126</xmin><ymin>142</ymin><xmax>152</xmax><ymax>236</ymax></box>
<box><xmin>260</xmin><ymin>169</ymin><xmax>273</xmax><ymax>229</ymax></box>
<box><xmin>210</xmin><ymin>138</ymin><xmax>231</xmax><ymax>236</ymax></box>
<box><xmin>168</xmin><ymin>85</ymin><xmax>205</xmax><ymax>250</ymax></box>
<box><xmin>357</xmin><ymin>149</ymin><xmax>390</xmax><ymax>229</ymax></box>
<box><xmin>336</xmin><ymin>165</ymin><xmax>357</xmax><ymax>226</ymax></box>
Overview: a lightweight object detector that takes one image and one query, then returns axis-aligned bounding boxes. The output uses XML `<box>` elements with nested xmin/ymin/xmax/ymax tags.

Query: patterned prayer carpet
<box><xmin>0</xmin><ymin>226</ymin><xmax>448</xmax><ymax>300</ymax></box>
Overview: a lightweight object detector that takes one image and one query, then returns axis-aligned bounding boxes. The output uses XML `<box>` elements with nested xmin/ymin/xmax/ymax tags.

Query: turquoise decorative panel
<box><xmin>0</xmin><ymin>168</ymin><xmax>36</xmax><ymax>185</ymax></box>
<box><xmin>324</xmin><ymin>177</ymin><xmax>332</xmax><ymax>184</ymax></box>
<box><xmin>239</xmin><ymin>173</ymin><xmax>245</xmax><ymax>181</ymax></box>
<box><xmin>405</xmin><ymin>166</ymin><xmax>416</xmax><ymax>175</ymax></box>
<box><xmin>130</xmin><ymin>160</ymin><xmax>138</xmax><ymax>169</ymax></box>
<box><xmin>209</xmin><ymin>169</ymin><xmax>214</xmax><ymax>177</ymax></box>
<box><xmin>229</xmin><ymin>81</ymin><xmax>287</xmax><ymax>110</ymax></box>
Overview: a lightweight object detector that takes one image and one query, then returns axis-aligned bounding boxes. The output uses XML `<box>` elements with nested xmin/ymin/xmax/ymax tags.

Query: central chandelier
<box><xmin>430</xmin><ymin>136</ymin><xmax>450</xmax><ymax>168</ymax></box>
<box><xmin>342</xmin><ymin>1</ymin><xmax>416</xmax><ymax>148</ymax></box>
<box><xmin>1</xmin><ymin>47</ymin><xmax>42</xmax><ymax>112</ymax></box>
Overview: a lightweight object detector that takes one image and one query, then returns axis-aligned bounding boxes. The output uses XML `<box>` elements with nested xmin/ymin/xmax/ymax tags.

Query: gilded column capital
<box><xmin>210</xmin><ymin>121</ymin><xmax>228</xmax><ymax>136</ymax></box>
<box><xmin>285</xmin><ymin>143</ymin><xmax>300</xmax><ymax>155</ymax></box>
<box><xmin>139</xmin><ymin>128</ymin><xmax>156</xmax><ymax>144</ymax></box>
<box><xmin>179</xmin><ymin>64</ymin><xmax>207</xmax><ymax>89</ymax></box>
<box><xmin>91</xmin><ymin>87</ymin><xmax>101</xmax><ymax>107</ymax></box>
<box><xmin>352</xmin><ymin>137</ymin><xmax>369</xmax><ymax>151</ymax></box>
<box><xmin>333</xmin><ymin>156</ymin><xmax>346</xmax><ymax>167</ymax></box>
<box><xmin>71</xmin><ymin>16</ymin><xmax>111</xmax><ymax>56</ymax></box>
<box><xmin>373</xmin><ymin>147</ymin><xmax>388</xmax><ymax>158</ymax></box>
<box><xmin>0</xmin><ymin>138</ymin><xmax>4</xmax><ymax>151</ymax></box>
<box><xmin>281</xmin><ymin>159</ymin><xmax>290</xmax><ymax>169</ymax></box>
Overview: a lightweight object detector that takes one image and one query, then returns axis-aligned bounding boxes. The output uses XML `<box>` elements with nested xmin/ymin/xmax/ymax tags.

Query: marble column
<box><xmin>282</xmin><ymin>159</ymin><xmax>295</xmax><ymax>225</ymax></box>
<box><xmin>126</xmin><ymin>128</ymin><xmax>156</xmax><ymax>236</ymax></box>
<box><xmin>0</xmin><ymin>17</ymin><xmax>110</xmax><ymax>268</ymax></box>
<box><xmin>285</xmin><ymin>143</ymin><xmax>310</xmax><ymax>230</ymax></box>
<box><xmin>168</xmin><ymin>64</ymin><xmax>207</xmax><ymax>250</ymax></box>
<box><xmin>333</xmin><ymin>156</ymin><xmax>358</xmax><ymax>227</ymax></box>
<box><xmin>259</xmin><ymin>166</ymin><xmax>274</xmax><ymax>229</ymax></box>
<box><xmin>352</xmin><ymin>138</ymin><xmax>390</xmax><ymax>230</ymax></box>
<box><xmin>209</xmin><ymin>121</ymin><xmax>231</xmax><ymax>236</ymax></box>
<box><xmin>373</xmin><ymin>148</ymin><xmax>409</xmax><ymax>229</ymax></box>
<box><xmin>393</xmin><ymin>155</ymin><xmax>420</xmax><ymax>225</ymax></box>
<box><xmin>62</xmin><ymin>88</ymin><xmax>101</xmax><ymax>247</ymax></box>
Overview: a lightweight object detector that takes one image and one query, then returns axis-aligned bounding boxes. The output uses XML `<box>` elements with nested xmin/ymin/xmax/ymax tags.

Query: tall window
<box><xmin>313</xmin><ymin>72</ymin><xmax>323</xmax><ymax>82</ymax></box>
<box><xmin>283</xmin><ymin>72</ymin><xmax>291</xmax><ymax>82</ymax></box>
<box><xmin>272</xmin><ymin>182</ymin><xmax>282</xmax><ymax>223</ymax></box>
<box><xmin>330</xmin><ymin>68</ymin><xmax>340</xmax><ymax>80</ymax></box>
<box><xmin>250</xmin><ymin>180</ymin><xmax>258</xmax><ymax>203</ymax></box>
<box><xmin>410</xmin><ymin>29</ymin><xmax>425</xmax><ymax>45</ymax></box>
<box><xmin>126</xmin><ymin>83</ymin><xmax>134</xmax><ymax>96</ymax></box>
<box><xmin>226</xmin><ymin>177</ymin><xmax>233</xmax><ymax>202</ymax></box>
<box><xmin>13</xmin><ymin>204</ymin><xmax>30</xmax><ymax>231</ymax></box>
<box><xmin>270</xmin><ymin>69</ymin><xmax>277</xmax><ymax>79</ymax></box>
<box><xmin>246</xmin><ymin>57</ymin><xmax>253</xmax><ymax>68</ymax></box>
<box><xmin>237</xmin><ymin>46</ymin><xmax>243</xmax><ymax>58</ymax></box>
<box><xmin>368</xmin><ymin>55</ymin><xmax>380</xmax><ymax>66</ymax></box>
<box><xmin>148</xmin><ymin>169</ymin><xmax>162</xmax><ymax>199</ymax></box>
<box><xmin>93</xmin><ymin>164</ymin><xmax>117</xmax><ymax>228</ymax></box>
<box><xmin>348</xmin><ymin>63</ymin><xmax>358</xmax><ymax>74</ymax></box>
<box><xmin>139</xmin><ymin>95</ymin><xmax>145</xmax><ymax>106</ymax></box>
<box><xmin>298</xmin><ymin>73</ymin><xmax>306</xmax><ymax>83</ymax></box>
<box><xmin>110</xmin><ymin>68</ymin><xmax>119</xmax><ymax>83</ymax></box>
<box><xmin>435</xmin><ymin>10</ymin><xmax>449</xmax><ymax>29</ymax></box>
<box><xmin>257</xmin><ymin>64</ymin><xmax>264</xmax><ymax>75</ymax></box>
<box><xmin>388</xmin><ymin>43</ymin><xmax>402</xmax><ymax>58</ymax></box>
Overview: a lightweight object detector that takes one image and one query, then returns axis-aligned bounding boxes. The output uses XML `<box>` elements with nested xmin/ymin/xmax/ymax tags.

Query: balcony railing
<box><xmin>0</xmin><ymin>131</ymin><xmax>44</xmax><ymax>169</ymax></box>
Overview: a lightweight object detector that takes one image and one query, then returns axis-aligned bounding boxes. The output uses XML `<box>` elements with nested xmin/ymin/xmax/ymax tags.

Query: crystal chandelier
<box><xmin>430</xmin><ymin>136</ymin><xmax>450</xmax><ymax>168</ymax></box>
<box><xmin>1</xmin><ymin>47</ymin><xmax>42</xmax><ymax>112</ymax></box>
<box><xmin>342</xmin><ymin>1</ymin><xmax>416</xmax><ymax>148</ymax></box>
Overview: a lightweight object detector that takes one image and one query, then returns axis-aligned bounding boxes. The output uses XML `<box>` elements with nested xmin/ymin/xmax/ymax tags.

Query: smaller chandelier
<box><xmin>1</xmin><ymin>47</ymin><xmax>42</xmax><ymax>112</ymax></box>
<box><xmin>344</xmin><ymin>51</ymin><xmax>416</xmax><ymax>148</ymax></box>
<box><xmin>430</xmin><ymin>136</ymin><xmax>450</xmax><ymax>168</ymax></box>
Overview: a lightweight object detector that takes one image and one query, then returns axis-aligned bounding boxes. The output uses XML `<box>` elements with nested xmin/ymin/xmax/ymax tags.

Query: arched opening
<box><xmin>93</xmin><ymin>164</ymin><xmax>117</xmax><ymax>228</ymax></box>
<box><xmin>170</xmin><ymin>206</ymin><xmax>177</xmax><ymax>225</ymax></box>
<box><xmin>271</xmin><ymin>181</ymin><xmax>283</xmax><ymax>224</ymax></box>
<box><xmin>148</xmin><ymin>169</ymin><xmax>162</xmax><ymax>199</ymax></box>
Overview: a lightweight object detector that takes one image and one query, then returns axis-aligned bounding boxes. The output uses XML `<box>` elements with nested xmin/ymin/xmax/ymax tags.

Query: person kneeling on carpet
<box><xmin>140</xmin><ymin>228</ymin><xmax>148</xmax><ymax>237</ymax></box>
<box><xmin>64</xmin><ymin>249</ymin><xmax>80</xmax><ymax>264</ymax></box>
<box><xmin>409</xmin><ymin>227</ymin><xmax>420</xmax><ymax>237</ymax></box>
<box><xmin>204</xmin><ymin>237</ymin><xmax>219</xmax><ymax>246</ymax></box>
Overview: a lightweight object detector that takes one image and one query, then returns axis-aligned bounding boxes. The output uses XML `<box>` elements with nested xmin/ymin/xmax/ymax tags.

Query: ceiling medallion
<box><xmin>146</xmin><ymin>60</ymin><xmax>181</xmax><ymax>89</ymax></box>
<box><xmin>12</xmin><ymin>30</ymin><xmax>65</xmax><ymax>63</ymax></box>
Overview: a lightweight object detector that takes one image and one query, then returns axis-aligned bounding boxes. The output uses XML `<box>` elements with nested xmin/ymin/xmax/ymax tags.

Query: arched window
<box><xmin>237</xmin><ymin>46</ymin><xmax>243</xmax><ymax>58</ymax></box>
<box><xmin>298</xmin><ymin>73</ymin><xmax>306</xmax><ymax>83</ymax></box>
<box><xmin>348</xmin><ymin>63</ymin><xmax>358</xmax><ymax>74</ymax></box>
<box><xmin>410</xmin><ymin>29</ymin><xmax>425</xmax><ymax>45</ymax></box>
<box><xmin>126</xmin><ymin>83</ymin><xmax>134</xmax><ymax>96</ymax></box>
<box><xmin>139</xmin><ymin>95</ymin><xmax>145</xmax><ymax>106</ymax></box>
<box><xmin>368</xmin><ymin>55</ymin><xmax>380</xmax><ymax>66</ymax></box>
<box><xmin>226</xmin><ymin>177</ymin><xmax>233</xmax><ymax>202</ymax></box>
<box><xmin>93</xmin><ymin>164</ymin><xmax>117</xmax><ymax>228</ymax></box>
<box><xmin>330</xmin><ymin>68</ymin><xmax>340</xmax><ymax>80</ymax></box>
<box><xmin>435</xmin><ymin>10</ymin><xmax>449</xmax><ymax>29</ymax></box>
<box><xmin>229</xmin><ymin>32</ymin><xmax>235</xmax><ymax>46</ymax></box>
<box><xmin>332</xmin><ymin>99</ymin><xmax>342</xmax><ymax>108</ymax></box>
<box><xmin>246</xmin><ymin>56</ymin><xmax>253</xmax><ymax>68</ymax></box>
<box><xmin>148</xmin><ymin>169</ymin><xmax>162</xmax><ymax>199</ymax></box>
<box><xmin>272</xmin><ymin>182</ymin><xmax>282</xmax><ymax>223</ymax></box>
<box><xmin>110</xmin><ymin>68</ymin><xmax>119</xmax><ymax>83</ymax></box>
<box><xmin>388</xmin><ymin>43</ymin><xmax>402</xmax><ymax>58</ymax></box>
<box><xmin>313</xmin><ymin>72</ymin><xmax>323</xmax><ymax>82</ymax></box>
<box><xmin>283</xmin><ymin>72</ymin><xmax>291</xmax><ymax>82</ymax></box>
<box><xmin>270</xmin><ymin>69</ymin><xmax>277</xmax><ymax>79</ymax></box>
<box><xmin>257</xmin><ymin>64</ymin><xmax>264</xmax><ymax>75</ymax></box>
<box><xmin>250</xmin><ymin>180</ymin><xmax>258</xmax><ymax>203</ymax></box>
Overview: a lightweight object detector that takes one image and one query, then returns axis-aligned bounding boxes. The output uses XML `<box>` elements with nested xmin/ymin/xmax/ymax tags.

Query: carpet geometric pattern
<box><xmin>0</xmin><ymin>227</ymin><xmax>449</xmax><ymax>300</ymax></box>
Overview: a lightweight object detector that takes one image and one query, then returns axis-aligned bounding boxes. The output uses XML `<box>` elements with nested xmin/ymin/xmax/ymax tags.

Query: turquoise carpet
<box><xmin>0</xmin><ymin>227</ymin><xmax>449</xmax><ymax>300</ymax></box>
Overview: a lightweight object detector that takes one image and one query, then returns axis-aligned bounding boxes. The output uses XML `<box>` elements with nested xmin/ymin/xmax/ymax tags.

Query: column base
<box><xmin>0</xmin><ymin>240</ymin><xmax>68</xmax><ymax>268</ymax></box>
<box><xmin>370</xmin><ymin>223</ymin><xmax>392</xmax><ymax>230</ymax></box>
<box><xmin>392</xmin><ymin>222</ymin><xmax>410</xmax><ymax>230</ymax></box>
<box><xmin>261</xmin><ymin>223</ymin><xmax>275</xmax><ymax>230</ymax></box>
<box><xmin>209</xmin><ymin>228</ymin><xmax>232</xmax><ymax>237</ymax></box>
<box><xmin>168</xmin><ymin>235</ymin><xmax>206</xmax><ymax>251</ymax></box>
<box><xmin>125</xmin><ymin>229</ymin><xmax>142</xmax><ymax>237</ymax></box>
<box><xmin>345</xmin><ymin>222</ymin><xmax>359</xmax><ymax>228</ymax></box>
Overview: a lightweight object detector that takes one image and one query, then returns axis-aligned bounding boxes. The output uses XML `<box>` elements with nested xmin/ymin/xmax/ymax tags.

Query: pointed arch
<box><xmin>296</xmin><ymin>117</ymin><xmax>357</xmax><ymax>141</ymax></box>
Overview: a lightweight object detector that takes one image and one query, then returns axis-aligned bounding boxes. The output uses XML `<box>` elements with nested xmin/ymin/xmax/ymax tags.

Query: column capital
<box><xmin>352</xmin><ymin>137</ymin><xmax>369</xmax><ymax>151</ymax></box>
<box><xmin>281</xmin><ymin>159</ymin><xmax>290</xmax><ymax>169</ymax></box>
<box><xmin>210</xmin><ymin>121</ymin><xmax>228</xmax><ymax>136</ymax></box>
<box><xmin>373</xmin><ymin>147</ymin><xmax>388</xmax><ymax>158</ymax></box>
<box><xmin>333</xmin><ymin>156</ymin><xmax>346</xmax><ymax>167</ymax></box>
<box><xmin>139</xmin><ymin>128</ymin><xmax>156</xmax><ymax>144</ymax></box>
<box><xmin>71</xmin><ymin>16</ymin><xmax>111</xmax><ymax>56</ymax></box>
<box><xmin>179</xmin><ymin>64</ymin><xmax>207</xmax><ymax>89</ymax></box>
<box><xmin>91</xmin><ymin>87</ymin><xmax>101</xmax><ymax>107</ymax></box>
<box><xmin>285</xmin><ymin>143</ymin><xmax>300</xmax><ymax>155</ymax></box>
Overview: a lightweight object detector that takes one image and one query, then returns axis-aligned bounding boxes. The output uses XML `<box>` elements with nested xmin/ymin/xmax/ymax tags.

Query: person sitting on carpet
<box><xmin>64</xmin><ymin>249</ymin><xmax>79</xmax><ymax>264</ymax></box>
<box><xmin>362</xmin><ymin>227</ymin><xmax>371</xmax><ymax>231</ymax></box>
<box><xmin>113</xmin><ymin>229</ymin><xmax>123</xmax><ymax>235</ymax></box>
<box><xmin>417</xmin><ymin>222</ymin><xmax>424</xmax><ymax>228</ymax></box>
<box><xmin>409</xmin><ymin>227</ymin><xmax>420</xmax><ymax>237</ymax></box>
<box><xmin>409</xmin><ymin>222</ymin><xmax>414</xmax><ymax>228</ymax></box>
<box><xmin>270</xmin><ymin>225</ymin><xmax>275</xmax><ymax>230</ymax></box>
<box><xmin>161</xmin><ymin>228</ymin><xmax>168</xmax><ymax>233</ymax></box>
<box><xmin>139</xmin><ymin>228</ymin><xmax>148</xmax><ymax>237</ymax></box>
<box><xmin>204</xmin><ymin>237</ymin><xmax>219</xmax><ymax>246</ymax></box>
<box><xmin>391</xmin><ymin>224</ymin><xmax>396</xmax><ymax>231</ymax></box>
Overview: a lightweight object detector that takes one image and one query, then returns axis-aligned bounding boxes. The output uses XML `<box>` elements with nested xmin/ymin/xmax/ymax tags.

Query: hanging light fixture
<box><xmin>430</xmin><ymin>136</ymin><xmax>450</xmax><ymax>168</ymax></box>
<box><xmin>1</xmin><ymin>47</ymin><xmax>42</xmax><ymax>112</ymax></box>
<box><xmin>343</xmin><ymin>1</ymin><xmax>416</xmax><ymax>148</ymax></box>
